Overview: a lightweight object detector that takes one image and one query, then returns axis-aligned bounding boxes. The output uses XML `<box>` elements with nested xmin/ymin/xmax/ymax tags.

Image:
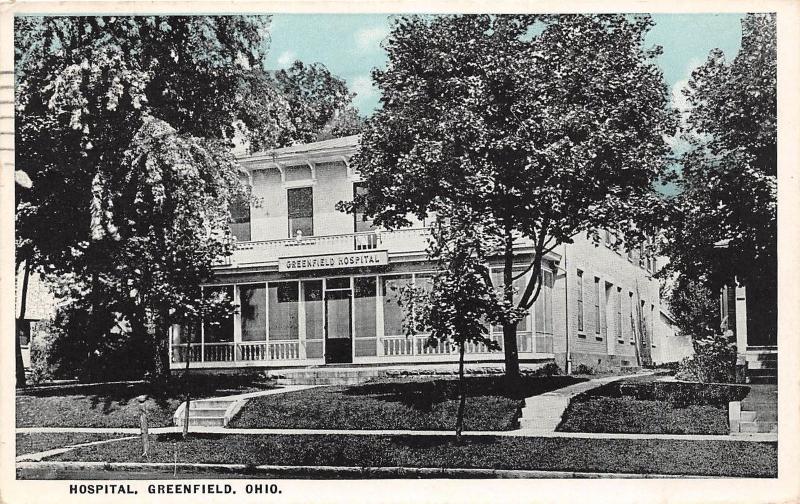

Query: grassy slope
<box><xmin>48</xmin><ymin>433</ymin><xmax>778</xmax><ymax>477</ymax></box>
<box><xmin>16</xmin><ymin>376</ymin><xmax>275</xmax><ymax>428</ymax></box>
<box><xmin>558</xmin><ymin>397</ymin><xmax>730</xmax><ymax>434</ymax></box>
<box><xmin>557</xmin><ymin>378</ymin><xmax>748</xmax><ymax>435</ymax></box>
<box><xmin>16</xmin><ymin>433</ymin><xmax>128</xmax><ymax>457</ymax></box>
<box><xmin>229</xmin><ymin>376</ymin><xmax>585</xmax><ymax>431</ymax></box>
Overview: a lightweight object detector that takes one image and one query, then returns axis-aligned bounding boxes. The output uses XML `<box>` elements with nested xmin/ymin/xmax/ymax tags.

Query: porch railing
<box><xmin>220</xmin><ymin>228</ymin><xmax>431</xmax><ymax>266</ymax></box>
<box><xmin>171</xmin><ymin>341</ymin><xmax>303</xmax><ymax>364</ymax></box>
<box><xmin>171</xmin><ymin>332</ymin><xmax>550</xmax><ymax>364</ymax></box>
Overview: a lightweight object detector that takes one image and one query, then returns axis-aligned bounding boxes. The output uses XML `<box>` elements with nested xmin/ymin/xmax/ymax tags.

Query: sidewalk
<box><xmin>15</xmin><ymin>460</ymin><xmax>710</xmax><ymax>479</ymax></box>
<box><xmin>16</xmin><ymin>425</ymin><xmax>777</xmax><ymax>442</ymax></box>
<box><xmin>518</xmin><ymin>372</ymin><xmax>654</xmax><ymax>432</ymax></box>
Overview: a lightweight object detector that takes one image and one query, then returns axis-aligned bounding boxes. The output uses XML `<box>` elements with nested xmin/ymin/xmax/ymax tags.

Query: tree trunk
<box><xmin>152</xmin><ymin>308</ymin><xmax>171</xmax><ymax>383</ymax></box>
<box><xmin>502</xmin><ymin>229</ymin><xmax>520</xmax><ymax>385</ymax></box>
<box><xmin>16</xmin><ymin>261</ymin><xmax>30</xmax><ymax>388</ymax></box>
<box><xmin>455</xmin><ymin>341</ymin><xmax>467</xmax><ymax>443</ymax></box>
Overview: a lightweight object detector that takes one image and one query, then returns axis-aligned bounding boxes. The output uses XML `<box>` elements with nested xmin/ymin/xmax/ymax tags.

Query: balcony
<box><xmin>220</xmin><ymin>228</ymin><xmax>432</xmax><ymax>268</ymax></box>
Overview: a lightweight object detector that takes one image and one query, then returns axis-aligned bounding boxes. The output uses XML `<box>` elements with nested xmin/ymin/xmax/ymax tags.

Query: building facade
<box><xmin>169</xmin><ymin>135</ymin><xmax>692</xmax><ymax>372</ymax></box>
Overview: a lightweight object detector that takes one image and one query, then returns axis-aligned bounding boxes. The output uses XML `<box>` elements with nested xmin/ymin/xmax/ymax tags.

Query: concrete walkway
<box><xmin>518</xmin><ymin>372</ymin><xmax>655</xmax><ymax>432</ymax></box>
<box><xmin>16</xmin><ymin>425</ymin><xmax>777</xmax><ymax>442</ymax></box>
<box><xmin>15</xmin><ymin>460</ymin><xmax>711</xmax><ymax>479</ymax></box>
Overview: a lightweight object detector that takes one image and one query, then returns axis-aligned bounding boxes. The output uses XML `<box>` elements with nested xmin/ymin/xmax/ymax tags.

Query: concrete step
<box><xmin>189</xmin><ymin>400</ymin><xmax>235</xmax><ymax>409</ymax></box>
<box><xmin>747</xmin><ymin>367</ymin><xmax>778</xmax><ymax>376</ymax></box>
<box><xmin>176</xmin><ymin>416</ymin><xmax>226</xmax><ymax>427</ymax></box>
<box><xmin>745</xmin><ymin>352</ymin><xmax>777</xmax><ymax>362</ymax></box>
<box><xmin>187</xmin><ymin>407</ymin><xmax>229</xmax><ymax>418</ymax></box>
<box><xmin>747</xmin><ymin>376</ymin><xmax>778</xmax><ymax>385</ymax></box>
<box><xmin>746</xmin><ymin>360</ymin><xmax>777</xmax><ymax>370</ymax></box>
<box><xmin>738</xmin><ymin>421</ymin><xmax>777</xmax><ymax>434</ymax></box>
<box><xmin>740</xmin><ymin>411</ymin><xmax>757</xmax><ymax>422</ymax></box>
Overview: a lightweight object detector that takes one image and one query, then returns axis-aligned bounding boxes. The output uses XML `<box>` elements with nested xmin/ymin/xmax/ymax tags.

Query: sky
<box><xmin>264</xmin><ymin>13</ymin><xmax>746</xmax><ymax>116</ymax></box>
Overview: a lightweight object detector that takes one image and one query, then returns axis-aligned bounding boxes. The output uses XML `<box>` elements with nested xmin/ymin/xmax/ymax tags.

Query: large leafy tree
<box><xmin>270</xmin><ymin>61</ymin><xmax>364</xmax><ymax>146</ymax></box>
<box><xmin>662</xmin><ymin>14</ymin><xmax>776</xmax><ymax>345</ymax></box>
<box><xmin>349</xmin><ymin>14</ymin><xmax>675</xmax><ymax>380</ymax></box>
<box><xmin>14</xmin><ymin>16</ymin><xmax>276</xmax><ymax>381</ymax></box>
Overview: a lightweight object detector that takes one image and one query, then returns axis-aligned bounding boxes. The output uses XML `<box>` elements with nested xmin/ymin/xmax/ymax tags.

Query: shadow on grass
<box><xmin>341</xmin><ymin>376</ymin><xmax>586</xmax><ymax>412</ymax></box>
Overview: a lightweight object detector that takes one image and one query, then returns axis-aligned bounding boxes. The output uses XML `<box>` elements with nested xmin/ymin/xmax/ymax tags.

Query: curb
<box><xmin>15</xmin><ymin>461</ymin><xmax>719</xmax><ymax>479</ymax></box>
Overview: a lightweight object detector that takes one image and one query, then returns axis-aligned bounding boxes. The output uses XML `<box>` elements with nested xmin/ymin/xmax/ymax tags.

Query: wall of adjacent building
<box><xmin>550</xmin><ymin>233</ymin><xmax>684</xmax><ymax>372</ymax></box>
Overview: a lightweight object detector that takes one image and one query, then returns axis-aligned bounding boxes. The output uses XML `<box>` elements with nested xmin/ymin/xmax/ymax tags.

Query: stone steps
<box><xmin>745</xmin><ymin>351</ymin><xmax>777</xmax><ymax>385</ymax></box>
<box><xmin>175</xmin><ymin>398</ymin><xmax>238</xmax><ymax>428</ymax></box>
<box><xmin>730</xmin><ymin>384</ymin><xmax>777</xmax><ymax>435</ymax></box>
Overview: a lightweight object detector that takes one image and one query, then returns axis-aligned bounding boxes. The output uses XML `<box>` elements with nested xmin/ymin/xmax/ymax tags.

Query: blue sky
<box><xmin>264</xmin><ymin>13</ymin><xmax>746</xmax><ymax>116</ymax></box>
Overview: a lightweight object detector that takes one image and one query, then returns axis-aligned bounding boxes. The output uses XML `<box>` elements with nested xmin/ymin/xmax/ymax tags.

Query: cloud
<box><xmin>276</xmin><ymin>50</ymin><xmax>296</xmax><ymax>68</ymax></box>
<box><xmin>354</xmin><ymin>26</ymin><xmax>388</xmax><ymax>51</ymax></box>
<box><xmin>351</xmin><ymin>75</ymin><xmax>377</xmax><ymax>99</ymax></box>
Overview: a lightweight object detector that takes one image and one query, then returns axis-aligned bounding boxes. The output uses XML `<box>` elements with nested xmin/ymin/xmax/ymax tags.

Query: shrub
<box><xmin>676</xmin><ymin>335</ymin><xmax>737</xmax><ymax>383</ymax></box>
<box><xmin>28</xmin><ymin>320</ymin><xmax>56</xmax><ymax>385</ymax></box>
<box><xmin>530</xmin><ymin>362</ymin><xmax>562</xmax><ymax>377</ymax></box>
<box><xmin>573</xmin><ymin>363</ymin><xmax>595</xmax><ymax>375</ymax></box>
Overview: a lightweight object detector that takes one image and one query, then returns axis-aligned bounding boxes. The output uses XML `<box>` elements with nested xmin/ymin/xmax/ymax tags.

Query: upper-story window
<box><xmin>229</xmin><ymin>192</ymin><xmax>251</xmax><ymax>242</ymax></box>
<box><xmin>576</xmin><ymin>270</ymin><xmax>585</xmax><ymax>333</ymax></box>
<box><xmin>288</xmin><ymin>187</ymin><xmax>313</xmax><ymax>238</ymax></box>
<box><xmin>354</xmin><ymin>183</ymin><xmax>376</xmax><ymax>233</ymax></box>
<box><xmin>594</xmin><ymin>276</ymin><xmax>601</xmax><ymax>336</ymax></box>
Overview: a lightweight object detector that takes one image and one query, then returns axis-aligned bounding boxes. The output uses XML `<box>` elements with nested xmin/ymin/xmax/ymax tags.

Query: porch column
<box><xmin>233</xmin><ymin>285</ymin><xmax>242</xmax><ymax>362</ymax></box>
<box><xmin>376</xmin><ymin>276</ymin><xmax>385</xmax><ymax>357</ymax></box>
<box><xmin>734</xmin><ymin>284</ymin><xmax>748</xmax><ymax>354</ymax></box>
<box><xmin>298</xmin><ymin>281</ymin><xmax>307</xmax><ymax>359</ymax></box>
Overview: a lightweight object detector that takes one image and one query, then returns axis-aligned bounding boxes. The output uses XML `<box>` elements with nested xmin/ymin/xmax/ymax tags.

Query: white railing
<box><xmin>171</xmin><ymin>340</ymin><xmax>303</xmax><ymax>363</ymax></box>
<box><xmin>203</xmin><ymin>342</ymin><xmax>236</xmax><ymax>362</ymax></box>
<box><xmin>224</xmin><ymin>228</ymin><xmax>431</xmax><ymax>266</ymax></box>
<box><xmin>238</xmin><ymin>342</ymin><xmax>269</xmax><ymax>361</ymax></box>
<box><xmin>269</xmin><ymin>340</ymin><xmax>301</xmax><ymax>360</ymax></box>
<box><xmin>380</xmin><ymin>333</ymin><xmax>508</xmax><ymax>357</ymax></box>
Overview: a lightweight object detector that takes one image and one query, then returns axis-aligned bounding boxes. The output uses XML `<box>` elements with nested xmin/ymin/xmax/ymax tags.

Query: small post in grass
<box><xmin>137</xmin><ymin>394</ymin><xmax>150</xmax><ymax>458</ymax></box>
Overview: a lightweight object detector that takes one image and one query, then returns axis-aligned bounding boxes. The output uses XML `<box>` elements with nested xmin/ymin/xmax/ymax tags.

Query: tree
<box><xmin>270</xmin><ymin>61</ymin><xmax>362</xmax><ymax>146</ymax></box>
<box><xmin>14</xmin><ymin>16</ymin><xmax>274</xmax><ymax>380</ymax></box>
<box><xmin>347</xmin><ymin>14</ymin><xmax>675</xmax><ymax>381</ymax></box>
<box><xmin>662</xmin><ymin>14</ymin><xmax>776</xmax><ymax>345</ymax></box>
<box><xmin>399</xmin><ymin>207</ymin><xmax>501</xmax><ymax>440</ymax></box>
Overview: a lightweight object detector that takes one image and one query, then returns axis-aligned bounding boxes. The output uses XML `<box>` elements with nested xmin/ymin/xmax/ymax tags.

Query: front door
<box><xmin>325</xmin><ymin>286</ymin><xmax>352</xmax><ymax>363</ymax></box>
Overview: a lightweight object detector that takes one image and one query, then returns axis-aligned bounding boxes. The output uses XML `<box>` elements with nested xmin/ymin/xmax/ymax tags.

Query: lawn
<box><xmin>16</xmin><ymin>432</ymin><xmax>129</xmax><ymax>457</ymax></box>
<box><xmin>557</xmin><ymin>378</ymin><xmax>751</xmax><ymax>435</ymax></box>
<box><xmin>229</xmin><ymin>375</ymin><xmax>585</xmax><ymax>431</ymax></box>
<box><xmin>16</xmin><ymin>374</ymin><xmax>276</xmax><ymax>428</ymax></box>
<box><xmin>46</xmin><ymin>433</ymin><xmax>777</xmax><ymax>477</ymax></box>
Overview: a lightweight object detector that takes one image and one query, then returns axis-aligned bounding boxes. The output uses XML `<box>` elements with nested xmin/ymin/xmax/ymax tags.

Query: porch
<box><xmin>170</xmin><ymin>332</ymin><xmax>555</xmax><ymax>369</ymax></box>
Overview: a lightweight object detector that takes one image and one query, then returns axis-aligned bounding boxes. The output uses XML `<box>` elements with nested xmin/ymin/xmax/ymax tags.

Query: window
<box><xmin>354</xmin><ymin>277</ymin><xmax>377</xmax><ymax>357</ymax></box>
<box><xmin>594</xmin><ymin>277</ymin><xmax>601</xmax><ymax>336</ymax></box>
<box><xmin>650</xmin><ymin>303</ymin><xmax>656</xmax><ymax>347</ymax></box>
<box><xmin>535</xmin><ymin>270</ymin><xmax>554</xmax><ymax>353</ymax></box>
<box><xmin>576</xmin><ymin>270</ymin><xmax>584</xmax><ymax>333</ymax></box>
<box><xmin>629</xmin><ymin>291</ymin><xmax>635</xmax><ymax>340</ymax></box>
<box><xmin>229</xmin><ymin>191</ymin><xmax>251</xmax><ymax>242</ymax></box>
<box><xmin>616</xmin><ymin>287</ymin><xmax>623</xmax><ymax>342</ymax></box>
<box><xmin>382</xmin><ymin>275</ymin><xmax>413</xmax><ymax>337</ymax></box>
<box><xmin>268</xmin><ymin>282</ymin><xmax>299</xmax><ymax>340</ymax></box>
<box><xmin>203</xmin><ymin>286</ymin><xmax>234</xmax><ymax>343</ymax></box>
<box><xmin>288</xmin><ymin>187</ymin><xmax>313</xmax><ymax>237</ymax></box>
<box><xmin>303</xmin><ymin>280</ymin><xmax>324</xmax><ymax>358</ymax></box>
<box><xmin>354</xmin><ymin>183</ymin><xmax>376</xmax><ymax>233</ymax></box>
<box><xmin>240</xmin><ymin>284</ymin><xmax>266</xmax><ymax>341</ymax></box>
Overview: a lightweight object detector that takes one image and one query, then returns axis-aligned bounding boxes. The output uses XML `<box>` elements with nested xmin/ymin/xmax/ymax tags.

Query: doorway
<box><xmin>325</xmin><ymin>278</ymin><xmax>353</xmax><ymax>363</ymax></box>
